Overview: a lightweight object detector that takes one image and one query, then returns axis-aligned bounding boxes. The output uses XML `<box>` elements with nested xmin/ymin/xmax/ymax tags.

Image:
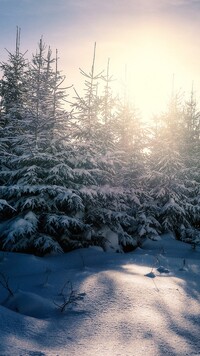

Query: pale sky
<box><xmin>1</xmin><ymin>0</ymin><xmax>200</xmax><ymax>119</ymax></box>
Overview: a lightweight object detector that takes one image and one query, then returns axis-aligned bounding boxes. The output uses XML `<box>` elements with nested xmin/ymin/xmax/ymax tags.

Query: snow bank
<box><xmin>0</xmin><ymin>234</ymin><xmax>199</xmax><ymax>356</ymax></box>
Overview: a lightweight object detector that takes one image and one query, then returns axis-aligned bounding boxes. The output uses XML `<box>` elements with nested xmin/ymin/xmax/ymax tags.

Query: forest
<box><xmin>0</xmin><ymin>29</ymin><xmax>200</xmax><ymax>255</ymax></box>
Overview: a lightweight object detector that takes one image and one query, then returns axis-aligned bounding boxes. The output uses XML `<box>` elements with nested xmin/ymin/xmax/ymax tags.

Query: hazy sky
<box><xmin>1</xmin><ymin>0</ymin><xmax>200</xmax><ymax>118</ymax></box>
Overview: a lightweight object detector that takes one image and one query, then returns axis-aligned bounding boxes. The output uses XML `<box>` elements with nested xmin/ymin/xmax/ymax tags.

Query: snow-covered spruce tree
<box><xmin>104</xmin><ymin>87</ymin><xmax>160</xmax><ymax>244</ymax></box>
<box><xmin>0</xmin><ymin>28</ymin><xmax>27</xmax><ymax>119</ymax></box>
<box><xmin>182</xmin><ymin>88</ymin><xmax>200</xmax><ymax>176</ymax></box>
<box><xmin>50</xmin><ymin>49</ymin><xmax>73</xmax><ymax>144</ymax></box>
<box><xmin>69</xmin><ymin>45</ymin><xmax>145</xmax><ymax>252</ymax></box>
<box><xmin>115</xmin><ymin>99</ymin><xmax>147</xmax><ymax>186</ymax></box>
<box><xmin>177</xmin><ymin>89</ymin><xmax>200</xmax><ymax>245</ymax></box>
<box><xmin>0</xmin><ymin>37</ymin><xmax>89</xmax><ymax>255</ymax></box>
<box><xmin>0</xmin><ymin>27</ymin><xmax>29</xmax><ymax>157</ymax></box>
<box><xmin>24</xmin><ymin>38</ymin><xmax>61</xmax><ymax>151</ymax></box>
<box><xmin>0</xmin><ymin>27</ymin><xmax>30</xmax><ymax>219</ymax></box>
<box><xmin>97</xmin><ymin>58</ymin><xmax>117</xmax><ymax>153</ymax></box>
<box><xmin>71</xmin><ymin>42</ymin><xmax>103</xmax><ymax>145</ymax></box>
<box><xmin>147</xmin><ymin>92</ymin><xmax>196</xmax><ymax>240</ymax></box>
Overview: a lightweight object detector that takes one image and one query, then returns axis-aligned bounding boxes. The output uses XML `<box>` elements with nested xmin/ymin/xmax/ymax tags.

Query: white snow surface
<box><xmin>0</xmin><ymin>234</ymin><xmax>199</xmax><ymax>356</ymax></box>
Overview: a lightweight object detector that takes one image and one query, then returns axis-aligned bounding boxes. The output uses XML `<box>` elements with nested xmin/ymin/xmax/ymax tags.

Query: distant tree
<box><xmin>148</xmin><ymin>91</ymin><xmax>200</xmax><ymax>243</ymax></box>
<box><xmin>71</xmin><ymin>42</ymin><xmax>103</xmax><ymax>144</ymax></box>
<box><xmin>111</xmin><ymin>89</ymin><xmax>147</xmax><ymax>188</ymax></box>
<box><xmin>98</xmin><ymin>58</ymin><xmax>117</xmax><ymax>152</ymax></box>
<box><xmin>182</xmin><ymin>87</ymin><xmax>200</xmax><ymax>171</ymax></box>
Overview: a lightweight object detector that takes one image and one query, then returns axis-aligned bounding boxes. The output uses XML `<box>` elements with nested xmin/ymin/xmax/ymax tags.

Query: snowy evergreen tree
<box><xmin>97</xmin><ymin>58</ymin><xmax>117</xmax><ymax>153</ymax></box>
<box><xmin>179</xmin><ymin>89</ymin><xmax>200</xmax><ymax>244</ymax></box>
<box><xmin>50</xmin><ymin>49</ymin><xmax>73</xmax><ymax>144</ymax></box>
<box><xmin>25</xmin><ymin>38</ymin><xmax>58</xmax><ymax>150</ymax></box>
<box><xmin>182</xmin><ymin>88</ymin><xmax>200</xmax><ymax>176</ymax></box>
<box><xmin>148</xmin><ymin>92</ymin><xmax>200</xmax><ymax>243</ymax></box>
<box><xmin>0</xmin><ymin>28</ymin><xmax>27</xmax><ymax>119</ymax></box>
<box><xmin>71</xmin><ymin>42</ymin><xmax>103</xmax><ymax>144</ymax></box>
<box><xmin>117</xmin><ymin>101</ymin><xmax>147</xmax><ymax>187</ymax></box>
<box><xmin>0</xmin><ymin>27</ymin><xmax>29</xmax><ymax>156</ymax></box>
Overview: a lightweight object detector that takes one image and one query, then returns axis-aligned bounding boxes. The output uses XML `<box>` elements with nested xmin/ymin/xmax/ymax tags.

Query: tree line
<box><xmin>0</xmin><ymin>29</ymin><xmax>199</xmax><ymax>255</ymax></box>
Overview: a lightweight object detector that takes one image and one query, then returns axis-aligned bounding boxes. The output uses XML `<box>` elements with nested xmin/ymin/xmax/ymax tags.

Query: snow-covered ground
<box><xmin>0</xmin><ymin>234</ymin><xmax>199</xmax><ymax>356</ymax></box>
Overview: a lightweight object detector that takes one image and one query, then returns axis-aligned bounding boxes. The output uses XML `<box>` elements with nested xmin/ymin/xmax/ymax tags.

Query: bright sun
<box><xmin>62</xmin><ymin>22</ymin><xmax>197</xmax><ymax>123</ymax></box>
<box><xmin>125</xmin><ymin>41</ymin><xmax>174</xmax><ymax>120</ymax></box>
<box><xmin>103</xmin><ymin>25</ymin><xmax>195</xmax><ymax>122</ymax></box>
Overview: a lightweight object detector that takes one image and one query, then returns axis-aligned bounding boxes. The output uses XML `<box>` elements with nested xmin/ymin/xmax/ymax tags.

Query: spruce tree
<box><xmin>148</xmin><ymin>92</ymin><xmax>194</xmax><ymax>238</ymax></box>
<box><xmin>0</xmin><ymin>27</ymin><xmax>29</xmax><ymax>156</ymax></box>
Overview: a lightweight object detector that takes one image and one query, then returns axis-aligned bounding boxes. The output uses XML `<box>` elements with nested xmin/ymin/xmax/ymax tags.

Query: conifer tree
<box><xmin>182</xmin><ymin>87</ymin><xmax>200</xmax><ymax>169</ymax></box>
<box><xmin>148</xmin><ymin>92</ymin><xmax>195</xmax><ymax>238</ymax></box>
<box><xmin>0</xmin><ymin>27</ymin><xmax>27</xmax><ymax>119</ymax></box>
<box><xmin>72</xmin><ymin>42</ymin><xmax>103</xmax><ymax>144</ymax></box>
<box><xmin>25</xmin><ymin>38</ymin><xmax>56</xmax><ymax>150</ymax></box>
<box><xmin>98</xmin><ymin>58</ymin><xmax>116</xmax><ymax>152</ymax></box>
<box><xmin>0</xmin><ymin>27</ymin><xmax>29</xmax><ymax>156</ymax></box>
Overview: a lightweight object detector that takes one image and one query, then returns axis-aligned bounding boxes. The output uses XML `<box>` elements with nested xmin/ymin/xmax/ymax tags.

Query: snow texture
<box><xmin>0</xmin><ymin>234</ymin><xmax>199</xmax><ymax>356</ymax></box>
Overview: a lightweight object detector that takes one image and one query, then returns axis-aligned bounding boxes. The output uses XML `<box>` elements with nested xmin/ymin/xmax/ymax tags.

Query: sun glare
<box><xmin>110</xmin><ymin>43</ymin><xmax>178</xmax><ymax>121</ymax></box>
<box><xmin>125</xmin><ymin>41</ymin><xmax>175</xmax><ymax>120</ymax></box>
<box><xmin>101</xmin><ymin>25</ymin><xmax>196</xmax><ymax>122</ymax></box>
<box><xmin>61</xmin><ymin>21</ymin><xmax>197</xmax><ymax>123</ymax></box>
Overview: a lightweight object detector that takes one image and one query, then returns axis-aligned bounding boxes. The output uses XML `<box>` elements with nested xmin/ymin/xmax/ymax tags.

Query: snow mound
<box><xmin>4</xmin><ymin>290</ymin><xmax>54</xmax><ymax>319</ymax></box>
